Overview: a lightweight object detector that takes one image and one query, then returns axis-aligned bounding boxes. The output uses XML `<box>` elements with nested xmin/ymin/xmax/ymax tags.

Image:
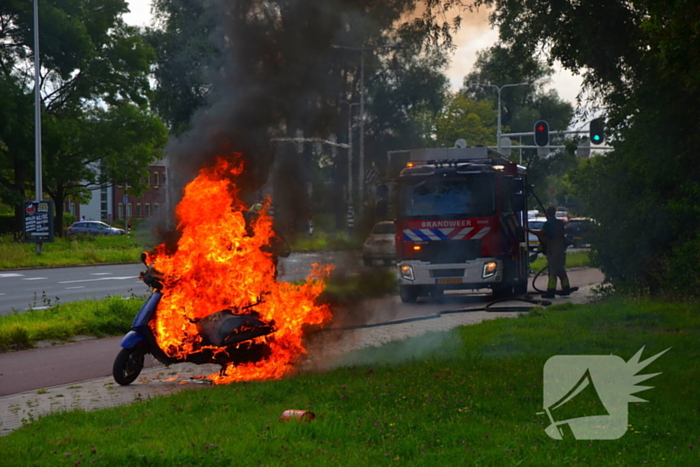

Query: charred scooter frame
<box><xmin>112</xmin><ymin>256</ymin><xmax>277</xmax><ymax>385</ymax></box>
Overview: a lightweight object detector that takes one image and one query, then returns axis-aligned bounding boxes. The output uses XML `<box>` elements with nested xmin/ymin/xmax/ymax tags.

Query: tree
<box><xmin>462</xmin><ymin>44</ymin><xmax>573</xmax><ymax>139</ymax></box>
<box><xmin>42</xmin><ymin>103</ymin><xmax>167</xmax><ymax>231</ymax></box>
<box><xmin>474</xmin><ymin>0</ymin><xmax>700</xmax><ymax>294</ymax></box>
<box><xmin>0</xmin><ymin>1</ymin><xmax>166</xmax><ymax>233</ymax></box>
<box><xmin>418</xmin><ymin>93</ymin><xmax>497</xmax><ymax>147</ymax></box>
<box><xmin>147</xmin><ymin>0</ymin><xmax>465</xmax><ymax>236</ymax></box>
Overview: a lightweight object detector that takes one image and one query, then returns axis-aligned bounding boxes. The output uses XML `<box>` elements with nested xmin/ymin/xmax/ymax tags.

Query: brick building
<box><xmin>66</xmin><ymin>159</ymin><xmax>170</xmax><ymax>223</ymax></box>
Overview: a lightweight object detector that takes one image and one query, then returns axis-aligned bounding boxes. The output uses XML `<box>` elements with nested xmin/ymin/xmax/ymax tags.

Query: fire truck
<box><xmin>393</xmin><ymin>147</ymin><xmax>530</xmax><ymax>303</ymax></box>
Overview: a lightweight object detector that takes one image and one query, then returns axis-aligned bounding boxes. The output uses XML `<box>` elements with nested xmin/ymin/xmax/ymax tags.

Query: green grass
<box><xmin>289</xmin><ymin>230</ymin><xmax>363</xmax><ymax>252</ymax></box>
<box><xmin>2</xmin><ymin>297</ymin><xmax>698</xmax><ymax>466</ymax></box>
<box><xmin>0</xmin><ymin>234</ymin><xmax>145</xmax><ymax>269</ymax></box>
<box><xmin>530</xmin><ymin>250</ymin><xmax>591</xmax><ymax>273</ymax></box>
<box><xmin>0</xmin><ymin>295</ymin><xmax>144</xmax><ymax>351</ymax></box>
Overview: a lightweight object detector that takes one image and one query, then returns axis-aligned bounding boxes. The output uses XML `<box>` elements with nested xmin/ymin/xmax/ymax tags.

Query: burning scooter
<box><xmin>112</xmin><ymin>254</ymin><xmax>277</xmax><ymax>385</ymax></box>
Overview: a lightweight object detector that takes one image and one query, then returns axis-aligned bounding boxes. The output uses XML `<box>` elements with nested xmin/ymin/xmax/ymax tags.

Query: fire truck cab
<box><xmin>394</xmin><ymin>147</ymin><xmax>529</xmax><ymax>303</ymax></box>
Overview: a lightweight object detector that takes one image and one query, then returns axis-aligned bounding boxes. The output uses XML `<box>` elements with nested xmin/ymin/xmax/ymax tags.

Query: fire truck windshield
<box><xmin>399</xmin><ymin>174</ymin><xmax>495</xmax><ymax>219</ymax></box>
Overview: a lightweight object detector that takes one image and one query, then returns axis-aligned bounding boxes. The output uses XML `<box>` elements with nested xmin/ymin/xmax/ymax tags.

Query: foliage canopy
<box><xmin>0</xmin><ymin>0</ymin><xmax>167</xmax><ymax>233</ymax></box>
<box><xmin>474</xmin><ymin>0</ymin><xmax>700</xmax><ymax>294</ymax></box>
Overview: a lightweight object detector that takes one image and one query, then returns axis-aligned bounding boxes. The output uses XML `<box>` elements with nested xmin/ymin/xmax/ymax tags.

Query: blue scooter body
<box><xmin>120</xmin><ymin>292</ymin><xmax>162</xmax><ymax>349</ymax></box>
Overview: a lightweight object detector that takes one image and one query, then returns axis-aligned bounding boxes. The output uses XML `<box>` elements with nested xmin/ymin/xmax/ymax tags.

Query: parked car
<box><xmin>555</xmin><ymin>210</ymin><xmax>569</xmax><ymax>224</ymax></box>
<box><xmin>66</xmin><ymin>221</ymin><xmax>126</xmax><ymax>236</ymax></box>
<box><xmin>527</xmin><ymin>217</ymin><xmax>547</xmax><ymax>251</ymax></box>
<box><xmin>565</xmin><ymin>218</ymin><xmax>596</xmax><ymax>247</ymax></box>
<box><xmin>362</xmin><ymin>221</ymin><xmax>396</xmax><ymax>266</ymax></box>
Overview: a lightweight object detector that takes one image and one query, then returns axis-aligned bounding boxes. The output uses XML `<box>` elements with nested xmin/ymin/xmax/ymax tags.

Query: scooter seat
<box><xmin>195</xmin><ymin>309</ymin><xmax>275</xmax><ymax>347</ymax></box>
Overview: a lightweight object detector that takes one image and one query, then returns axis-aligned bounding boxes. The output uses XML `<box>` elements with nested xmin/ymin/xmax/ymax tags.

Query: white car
<box><xmin>527</xmin><ymin>217</ymin><xmax>547</xmax><ymax>251</ymax></box>
<box><xmin>362</xmin><ymin>221</ymin><xmax>396</xmax><ymax>266</ymax></box>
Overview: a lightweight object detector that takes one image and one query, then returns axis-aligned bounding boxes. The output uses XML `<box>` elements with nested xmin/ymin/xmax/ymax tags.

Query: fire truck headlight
<box><xmin>399</xmin><ymin>264</ymin><xmax>415</xmax><ymax>281</ymax></box>
<box><xmin>482</xmin><ymin>261</ymin><xmax>498</xmax><ymax>278</ymax></box>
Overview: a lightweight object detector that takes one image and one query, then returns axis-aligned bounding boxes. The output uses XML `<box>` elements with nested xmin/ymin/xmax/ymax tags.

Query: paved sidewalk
<box><xmin>0</xmin><ymin>285</ymin><xmax>598</xmax><ymax>436</ymax></box>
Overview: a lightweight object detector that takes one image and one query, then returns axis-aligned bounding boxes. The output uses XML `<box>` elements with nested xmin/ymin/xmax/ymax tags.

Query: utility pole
<box><xmin>340</xmin><ymin>101</ymin><xmax>359</xmax><ymax>208</ymax></box>
<box><xmin>33</xmin><ymin>0</ymin><xmax>43</xmax><ymax>255</ymax></box>
<box><xmin>332</xmin><ymin>43</ymin><xmax>398</xmax><ymax>217</ymax></box>
<box><xmin>467</xmin><ymin>82</ymin><xmax>530</xmax><ymax>153</ymax></box>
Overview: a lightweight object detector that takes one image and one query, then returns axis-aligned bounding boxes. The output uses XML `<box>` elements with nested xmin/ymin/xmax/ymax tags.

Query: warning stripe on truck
<box><xmin>403</xmin><ymin>226</ymin><xmax>491</xmax><ymax>242</ymax></box>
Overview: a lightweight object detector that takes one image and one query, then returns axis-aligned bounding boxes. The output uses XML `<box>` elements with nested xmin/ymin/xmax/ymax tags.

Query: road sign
<box><xmin>122</xmin><ymin>195</ymin><xmax>128</xmax><ymax>205</ymax></box>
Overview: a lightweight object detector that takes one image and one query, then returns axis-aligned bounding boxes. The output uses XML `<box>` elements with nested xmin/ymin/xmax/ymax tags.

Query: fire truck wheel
<box><xmin>514</xmin><ymin>279</ymin><xmax>528</xmax><ymax>295</ymax></box>
<box><xmin>113</xmin><ymin>347</ymin><xmax>145</xmax><ymax>386</ymax></box>
<box><xmin>399</xmin><ymin>285</ymin><xmax>420</xmax><ymax>303</ymax></box>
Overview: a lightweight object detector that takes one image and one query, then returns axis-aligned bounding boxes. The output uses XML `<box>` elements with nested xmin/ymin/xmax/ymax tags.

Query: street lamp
<box><xmin>332</xmin><ymin>43</ymin><xmax>397</xmax><ymax>216</ymax></box>
<box><xmin>340</xmin><ymin>101</ymin><xmax>359</xmax><ymax>207</ymax></box>
<box><xmin>33</xmin><ymin>0</ymin><xmax>43</xmax><ymax>254</ymax></box>
<box><xmin>467</xmin><ymin>82</ymin><xmax>530</xmax><ymax>153</ymax></box>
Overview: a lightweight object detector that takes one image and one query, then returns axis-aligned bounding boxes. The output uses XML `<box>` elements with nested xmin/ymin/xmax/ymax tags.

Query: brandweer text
<box><xmin>420</xmin><ymin>220</ymin><xmax>472</xmax><ymax>228</ymax></box>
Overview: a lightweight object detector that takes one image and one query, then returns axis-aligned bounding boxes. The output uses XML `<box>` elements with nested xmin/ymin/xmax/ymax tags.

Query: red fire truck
<box><xmin>394</xmin><ymin>147</ymin><xmax>530</xmax><ymax>303</ymax></box>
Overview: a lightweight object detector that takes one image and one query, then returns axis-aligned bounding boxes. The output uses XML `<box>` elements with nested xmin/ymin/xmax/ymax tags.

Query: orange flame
<box><xmin>146</xmin><ymin>154</ymin><xmax>332</xmax><ymax>384</ymax></box>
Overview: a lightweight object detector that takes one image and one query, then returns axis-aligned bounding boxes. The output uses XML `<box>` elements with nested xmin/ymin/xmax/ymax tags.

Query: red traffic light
<box><xmin>534</xmin><ymin>120</ymin><xmax>549</xmax><ymax>147</ymax></box>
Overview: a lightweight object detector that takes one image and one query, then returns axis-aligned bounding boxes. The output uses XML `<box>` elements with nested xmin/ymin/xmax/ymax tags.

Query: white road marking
<box><xmin>26</xmin><ymin>306</ymin><xmax>50</xmax><ymax>311</ymax></box>
<box><xmin>65</xmin><ymin>286</ymin><xmax>86</xmax><ymax>290</ymax></box>
<box><xmin>0</xmin><ymin>273</ymin><xmax>23</xmax><ymax>278</ymax></box>
<box><xmin>22</xmin><ymin>277</ymin><xmax>48</xmax><ymax>281</ymax></box>
<box><xmin>58</xmin><ymin>276</ymin><xmax>137</xmax><ymax>284</ymax></box>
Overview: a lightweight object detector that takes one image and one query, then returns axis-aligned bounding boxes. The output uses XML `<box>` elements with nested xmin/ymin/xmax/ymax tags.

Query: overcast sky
<box><xmin>123</xmin><ymin>2</ymin><xmax>583</xmax><ymax>105</ymax></box>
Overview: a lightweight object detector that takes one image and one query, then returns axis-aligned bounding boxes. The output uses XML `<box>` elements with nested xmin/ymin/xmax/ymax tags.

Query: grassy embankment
<box><xmin>0</xmin><ymin>234</ymin><xmax>144</xmax><ymax>269</ymax></box>
<box><xmin>2</xmin><ymin>297</ymin><xmax>698</xmax><ymax>466</ymax></box>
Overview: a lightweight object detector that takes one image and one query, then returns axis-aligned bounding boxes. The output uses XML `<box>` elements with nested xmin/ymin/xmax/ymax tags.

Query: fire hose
<box><xmin>326</xmin><ymin>296</ymin><xmax>553</xmax><ymax>332</ymax></box>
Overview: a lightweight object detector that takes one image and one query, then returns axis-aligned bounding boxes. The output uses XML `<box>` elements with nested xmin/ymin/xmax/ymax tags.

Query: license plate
<box><xmin>437</xmin><ymin>277</ymin><xmax>462</xmax><ymax>285</ymax></box>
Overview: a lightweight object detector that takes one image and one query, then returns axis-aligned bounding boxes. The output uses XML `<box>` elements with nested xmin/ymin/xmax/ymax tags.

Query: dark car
<box><xmin>565</xmin><ymin>218</ymin><xmax>595</xmax><ymax>247</ymax></box>
<box><xmin>66</xmin><ymin>221</ymin><xmax>126</xmax><ymax>236</ymax></box>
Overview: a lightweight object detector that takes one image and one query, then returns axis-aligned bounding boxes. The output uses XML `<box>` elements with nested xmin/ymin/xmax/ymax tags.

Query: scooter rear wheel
<box><xmin>113</xmin><ymin>347</ymin><xmax>145</xmax><ymax>385</ymax></box>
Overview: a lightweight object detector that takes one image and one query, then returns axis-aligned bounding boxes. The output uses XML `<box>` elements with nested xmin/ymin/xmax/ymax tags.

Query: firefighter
<box><xmin>526</xmin><ymin>205</ymin><xmax>571</xmax><ymax>298</ymax></box>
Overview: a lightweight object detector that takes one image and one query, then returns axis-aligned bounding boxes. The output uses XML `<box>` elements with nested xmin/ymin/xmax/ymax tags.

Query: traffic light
<box><xmin>534</xmin><ymin>120</ymin><xmax>549</xmax><ymax>147</ymax></box>
<box><xmin>589</xmin><ymin>118</ymin><xmax>605</xmax><ymax>144</ymax></box>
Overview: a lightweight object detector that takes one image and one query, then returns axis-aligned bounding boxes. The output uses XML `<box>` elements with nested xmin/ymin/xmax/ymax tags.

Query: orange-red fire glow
<box><xmin>145</xmin><ymin>154</ymin><xmax>332</xmax><ymax>384</ymax></box>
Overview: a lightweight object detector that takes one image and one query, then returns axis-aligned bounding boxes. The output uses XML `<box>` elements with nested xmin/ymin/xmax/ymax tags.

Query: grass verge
<box><xmin>2</xmin><ymin>297</ymin><xmax>698</xmax><ymax>466</ymax></box>
<box><xmin>0</xmin><ymin>296</ymin><xmax>144</xmax><ymax>351</ymax></box>
<box><xmin>530</xmin><ymin>249</ymin><xmax>591</xmax><ymax>273</ymax></box>
<box><xmin>0</xmin><ymin>235</ymin><xmax>144</xmax><ymax>269</ymax></box>
<box><xmin>289</xmin><ymin>231</ymin><xmax>363</xmax><ymax>252</ymax></box>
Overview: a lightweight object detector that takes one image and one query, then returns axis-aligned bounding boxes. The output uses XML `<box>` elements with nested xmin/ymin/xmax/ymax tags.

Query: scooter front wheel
<box><xmin>113</xmin><ymin>347</ymin><xmax>145</xmax><ymax>385</ymax></box>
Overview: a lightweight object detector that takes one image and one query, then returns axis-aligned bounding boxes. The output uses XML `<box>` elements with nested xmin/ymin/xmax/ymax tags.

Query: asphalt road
<box><xmin>0</xmin><ymin>251</ymin><xmax>360</xmax><ymax>316</ymax></box>
<box><xmin>0</xmin><ymin>267</ymin><xmax>603</xmax><ymax>397</ymax></box>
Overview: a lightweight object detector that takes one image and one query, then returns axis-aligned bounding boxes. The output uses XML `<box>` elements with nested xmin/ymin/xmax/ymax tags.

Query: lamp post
<box><xmin>340</xmin><ymin>101</ymin><xmax>359</xmax><ymax>207</ymax></box>
<box><xmin>467</xmin><ymin>82</ymin><xmax>530</xmax><ymax>153</ymax></box>
<box><xmin>33</xmin><ymin>0</ymin><xmax>43</xmax><ymax>254</ymax></box>
<box><xmin>332</xmin><ymin>43</ymin><xmax>397</xmax><ymax>216</ymax></box>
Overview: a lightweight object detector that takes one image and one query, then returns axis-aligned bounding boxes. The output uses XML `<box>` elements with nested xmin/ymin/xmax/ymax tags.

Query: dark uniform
<box><xmin>542</xmin><ymin>216</ymin><xmax>571</xmax><ymax>297</ymax></box>
<box><xmin>526</xmin><ymin>206</ymin><xmax>572</xmax><ymax>298</ymax></box>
